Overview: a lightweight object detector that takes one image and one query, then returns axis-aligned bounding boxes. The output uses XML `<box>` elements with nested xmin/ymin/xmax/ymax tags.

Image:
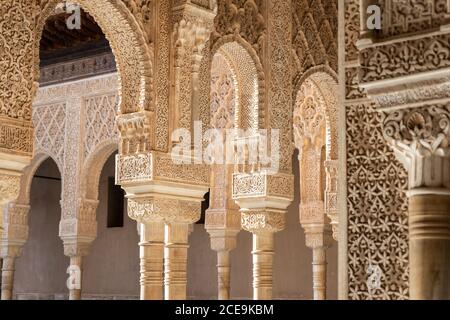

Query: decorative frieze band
<box><xmin>0</xmin><ymin>120</ymin><xmax>33</xmax><ymax>155</ymax></box>
<box><xmin>232</xmin><ymin>171</ymin><xmax>294</xmax><ymax>200</ymax></box>
<box><xmin>40</xmin><ymin>52</ymin><xmax>117</xmax><ymax>86</ymax></box>
<box><xmin>116</xmin><ymin>151</ymin><xmax>209</xmax><ymax>187</ymax></box>
<box><xmin>360</xmin><ymin>33</ymin><xmax>450</xmax><ymax>83</ymax></box>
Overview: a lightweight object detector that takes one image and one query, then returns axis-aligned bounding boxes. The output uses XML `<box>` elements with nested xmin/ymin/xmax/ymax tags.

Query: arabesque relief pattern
<box><xmin>1</xmin><ymin>70</ymin><xmax>119</xmax><ymax>299</ymax></box>
<box><xmin>343</xmin><ymin>0</ymin><xmax>409</xmax><ymax>300</ymax></box>
<box><xmin>358</xmin><ymin>0</ymin><xmax>450</xmax><ymax>299</ymax></box>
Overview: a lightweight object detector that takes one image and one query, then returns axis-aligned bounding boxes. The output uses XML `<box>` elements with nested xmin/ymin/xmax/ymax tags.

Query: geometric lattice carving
<box><xmin>346</xmin><ymin>103</ymin><xmax>409</xmax><ymax>300</ymax></box>
<box><xmin>84</xmin><ymin>94</ymin><xmax>119</xmax><ymax>158</ymax></box>
<box><xmin>343</xmin><ymin>0</ymin><xmax>410</xmax><ymax>300</ymax></box>
<box><xmin>33</xmin><ymin>103</ymin><xmax>66</xmax><ymax>167</ymax></box>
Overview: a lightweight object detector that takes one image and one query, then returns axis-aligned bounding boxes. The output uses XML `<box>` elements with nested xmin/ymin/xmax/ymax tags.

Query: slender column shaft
<box><xmin>217</xmin><ymin>251</ymin><xmax>231</xmax><ymax>300</ymax></box>
<box><xmin>252</xmin><ymin>233</ymin><xmax>274</xmax><ymax>300</ymax></box>
<box><xmin>1</xmin><ymin>256</ymin><xmax>16</xmax><ymax>300</ymax></box>
<box><xmin>164</xmin><ymin>223</ymin><xmax>189</xmax><ymax>300</ymax></box>
<box><xmin>68</xmin><ymin>256</ymin><xmax>82</xmax><ymax>300</ymax></box>
<box><xmin>409</xmin><ymin>194</ymin><xmax>450</xmax><ymax>300</ymax></box>
<box><xmin>312</xmin><ymin>247</ymin><xmax>327</xmax><ymax>300</ymax></box>
<box><xmin>139</xmin><ymin>222</ymin><xmax>165</xmax><ymax>300</ymax></box>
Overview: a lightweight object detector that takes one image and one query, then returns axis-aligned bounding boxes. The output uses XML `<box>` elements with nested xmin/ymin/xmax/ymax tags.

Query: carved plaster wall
<box><xmin>342</xmin><ymin>0</ymin><xmax>409</xmax><ymax>300</ymax></box>
<box><xmin>3</xmin><ymin>73</ymin><xmax>119</xmax><ymax>251</ymax></box>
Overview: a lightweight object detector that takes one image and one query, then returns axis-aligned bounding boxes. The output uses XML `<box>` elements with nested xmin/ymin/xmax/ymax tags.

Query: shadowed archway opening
<box><xmin>82</xmin><ymin>152</ymin><xmax>139</xmax><ymax>299</ymax></box>
<box><xmin>13</xmin><ymin>157</ymin><xmax>67</xmax><ymax>299</ymax></box>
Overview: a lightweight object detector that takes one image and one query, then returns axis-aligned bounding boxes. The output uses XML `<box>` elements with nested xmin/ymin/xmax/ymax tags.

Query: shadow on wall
<box><xmin>13</xmin><ymin>154</ymin><xmax>140</xmax><ymax>300</ymax></box>
<box><xmin>80</xmin><ymin>152</ymin><xmax>140</xmax><ymax>299</ymax></box>
<box><xmin>14</xmin><ymin>158</ymin><xmax>69</xmax><ymax>300</ymax></box>
<box><xmin>187</xmin><ymin>152</ymin><xmax>338</xmax><ymax>300</ymax></box>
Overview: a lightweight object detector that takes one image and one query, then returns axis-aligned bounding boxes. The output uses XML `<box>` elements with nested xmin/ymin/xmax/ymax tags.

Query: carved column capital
<box><xmin>59</xmin><ymin>199</ymin><xmax>99</xmax><ymax>257</ymax></box>
<box><xmin>241</xmin><ymin>209</ymin><xmax>285</xmax><ymax>234</ymax></box>
<box><xmin>128</xmin><ymin>197</ymin><xmax>201</xmax><ymax>225</ymax></box>
<box><xmin>233</xmin><ymin>171</ymin><xmax>294</xmax><ymax>234</ymax></box>
<box><xmin>116</xmin><ymin>112</ymin><xmax>153</xmax><ymax>155</ymax></box>
<box><xmin>383</xmin><ymin>105</ymin><xmax>450</xmax><ymax>193</ymax></box>
<box><xmin>0</xmin><ymin>203</ymin><xmax>30</xmax><ymax>257</ymax></box>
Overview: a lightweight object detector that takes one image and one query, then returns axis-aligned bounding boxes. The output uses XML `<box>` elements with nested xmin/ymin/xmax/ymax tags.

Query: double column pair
<box><xmin>0</xmin><ymin>199</ymin><xmax>98</xmax><ymax>300</ymax></box>
<box><xmin>138</xmin><ymin>220</ymin><xmax>193</xmax><ymax>300</ymax></box>
<box><xmin>118</xmin><ymin>151</ymin><xmax>210</xmax><ymax>301</ymax></box>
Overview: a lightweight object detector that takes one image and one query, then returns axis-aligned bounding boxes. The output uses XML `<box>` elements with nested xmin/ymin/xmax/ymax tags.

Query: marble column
<box><xmin>139</xmin><ymin>221</ymin><xmax>165</xmax><ymax>300</ymax></box>
<box><xmin>164</xmin><ymin>222</ymin><xmax>190</xmax><ymax>300</ymax></box>
<box><xmin>68</xmin><ymin>255</ymin><xmax>83</xmax><ymax>300</ymax></box>
<box><xmin>118</xmin><ymin>152</ymin><xmax>208</xmax><ymax>301</ymax></box>
<box><xmin>60</xmin><ymin>201</ymin><xmax>98</xmax><ymax>300</ymax></box>
<box><xmin>409</xmin><ymin>193</ymin><xmax>450</xmax><ymax>299</ymax></box>
<box><xmin>206</xmin><ymin>227</ymin><xmax>239</xmax><ymax>300</ymax></box>
<box><xmin>1</xmin><ymin>256</ymin><xmax>16</xmax><ymax>300</ymax></box>
<box><xmin>383</xmin><ymin>105</ymin><xmax>450</xmax><ymax>299</ymax></box>
<box><xmin>206</xmin><ymin>164</ymin><xmax>241</xmax><ymax>300</ymax></box>
<box><xmin>0</xmin><ymin>203</ymin><xmax>30</xmax><ymax>300</ymax></box>
<box><xmin>251</xmin><ymin>230</ymin><xmax>276</xmax><ymax>300</ymax></box>
<box><xmin>234</xmin><ymin>172</ymin><xmax>293</xmax><ymax>300</ymax></box>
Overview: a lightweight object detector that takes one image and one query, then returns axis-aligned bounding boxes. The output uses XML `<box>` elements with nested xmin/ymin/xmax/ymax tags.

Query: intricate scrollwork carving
<box><xmin>116</xmin><ymin>153</ymin><xmax>153</xmax><ymax>184</ymax></box>
<box><xmin>360</xmin><ymin>34</ymin><xmax>450</xmax><ymax>83</ymax></box>
<box><xmin>384</xmin><ymin>105</ymin><xmax>450</xmax><ymax>156</ymax></box>
<box><xmin>346</xmin><ymin>103</ymin><xmax>409</xmax><ymax>300</ymax></box>
<box><xmin>241</xmin><ymin>209</ymin><xmax>284</xmax><ymax>234</ymax></box>
<box><xmin>379</xmin><ymin>0</ymin><xmax>450</xmax><ymax>38</ymax></box>
<box><xmin>344</xmin><ymin>0</ymin><xmax>409</xmax><ymax>299</ymax></box>
<box><xmin>128</xmin><ymin>197</ymin><xmax>201</xmax><ymax>224</ymax></box>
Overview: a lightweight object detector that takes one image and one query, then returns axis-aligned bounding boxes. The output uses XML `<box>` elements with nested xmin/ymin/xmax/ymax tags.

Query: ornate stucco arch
<box><xmin>16</xmin><ymin>152</ymin><xmax>62</xmax><ymax>206</ymax></box>
<box><xmin>80</xmin><ymin>139</ymin><xmax>118</xmax><ymax>202</ymax></box>
<box><xmin>292</xmin><ymin>65</ymin><xmax>339</xmax><ymax>300</ymax></box>
<box><xmin>294</xmin><ymin>65</ymin><xmax>339</xmax><ymax>161</ymax></box>
<box><xmin>211</xmin><ymin>35</ymin><xmax>265</xmax><ymax>130</ymax></box>
<box><xmin>35</xmin><ymin>0</ymin><xmax>154</xmax><ymax>114</ymax></box>
<box><xmin>0</xmin><ymin>151</ymin><xmax>62</xmax><ymax>300</ymax></box>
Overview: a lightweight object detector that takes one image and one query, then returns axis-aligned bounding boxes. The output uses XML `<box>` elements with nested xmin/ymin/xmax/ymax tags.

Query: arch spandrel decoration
<box><xmin>36</xmin><ymin>0</ymin><xmax>154</xmax><ymax>115</ymax></box>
